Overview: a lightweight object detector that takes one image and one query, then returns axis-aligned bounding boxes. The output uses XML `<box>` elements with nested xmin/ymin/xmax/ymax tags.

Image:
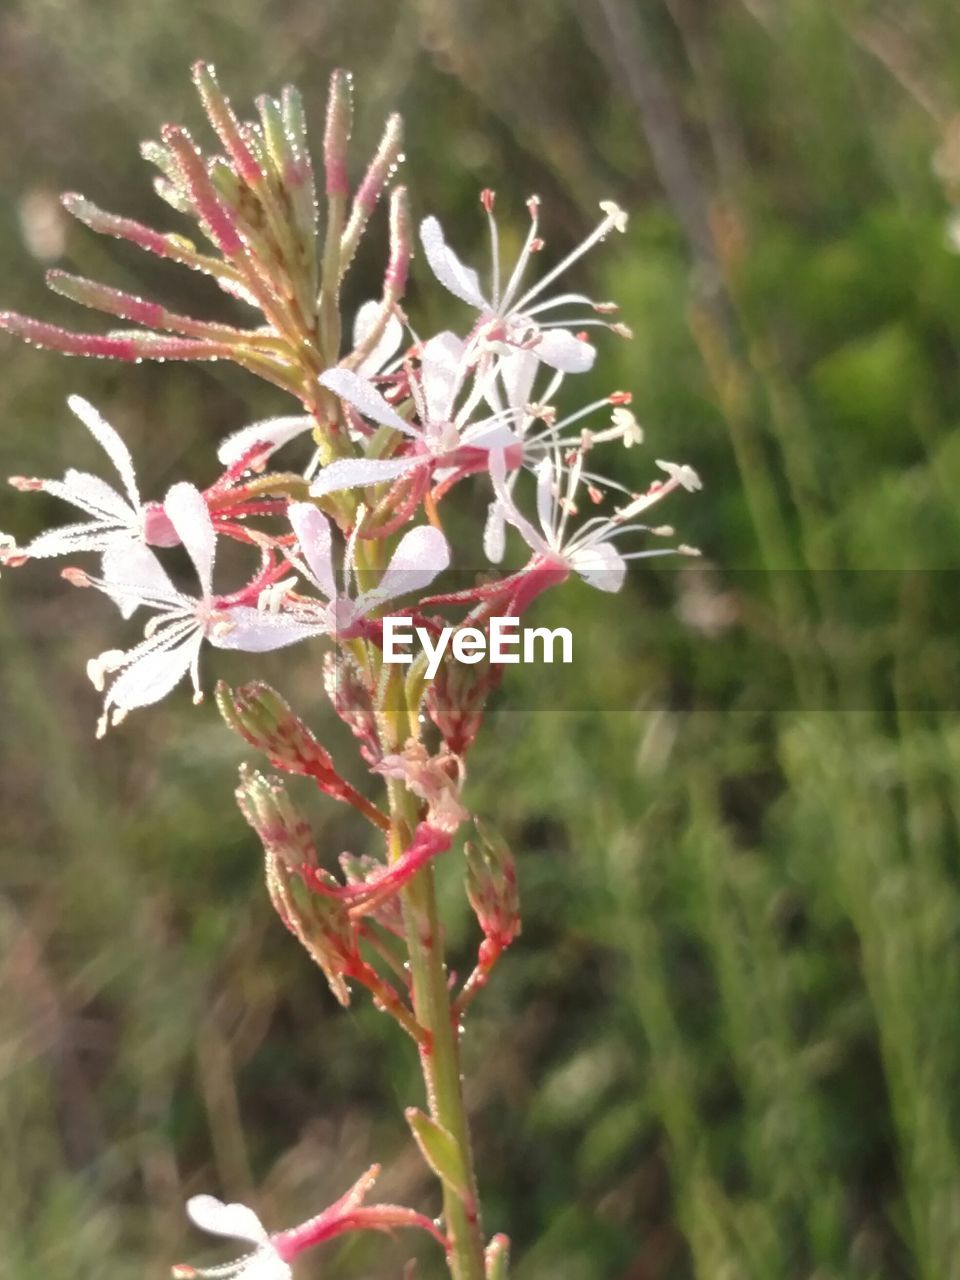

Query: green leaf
<box><xmin>405</xmin><ymin>1108</ymin><xmax>470</xmax><ymax>1199</ymax></box>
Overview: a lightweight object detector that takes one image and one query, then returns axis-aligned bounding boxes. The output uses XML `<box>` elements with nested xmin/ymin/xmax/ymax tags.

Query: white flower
<box><xmin>487</xmin><ymin>448</ymin><xmax>701</xmax><ymax>592</ymax></box>
<box><xmin>419</xmin><ymin>197</ymin><xmax>629</xmax><ymax>374</ymax></box>
<box><xmin>77</xmin><ymin>483</ymin><xmax>324</xmax><ymax>736</ymax></box>
<box><xmin>481</xmin><ymin>355</ymin><xmax>645</xmax><ymax>562</ymax></box>
<box><xmin>287</xmin><ymin>502</ymin><xmax>450</xmax><ymax>633</ymax></box>
<box><xmin>217</xmin><ymin>301</ymin><xmax>405</xmax><ymax>469</ymax></box>
<box><xmin>310</xmin><ymin>332</ymin><xmax>520</xmax><ymax>499</ymax></box>
<box><xmin>4</xmin><ymin>396</ymin><xmax>159</xmax><ymax>617</ymax></box>
<box><xmin>174</xmin><ymin>1195</ymin><xmax>290</xmax><ymax>1280</ymax></box>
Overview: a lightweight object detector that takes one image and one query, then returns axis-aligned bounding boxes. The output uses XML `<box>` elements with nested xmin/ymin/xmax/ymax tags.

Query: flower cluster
<box><xmin>1</xmin><ymin>64</ymin><xmax>700</xmax><ymax>1280</ymax></box>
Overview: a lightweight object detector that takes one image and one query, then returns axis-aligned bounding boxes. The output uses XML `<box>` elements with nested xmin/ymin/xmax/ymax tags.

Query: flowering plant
<box><xmin>1</xmin><ymin>64</ymin><xmax>700</xmax><ymax>1280</ymax></box>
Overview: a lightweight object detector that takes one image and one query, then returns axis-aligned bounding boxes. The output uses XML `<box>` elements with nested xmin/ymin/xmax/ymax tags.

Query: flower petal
<box><xmin>360</xmin><ymin>525</ymin><xmax>450</xmax><ymax>608</ymax></box>
<box><xmin>419</xmin><ymin>331</ymin><xmax>466</xmax><ymax>424</ymax></box>
<box><xmin>209</xmin><ymin>606</ymin><xmax>327</xmax><ymax>652</ymax></box>
<box><xmin>483</xmin><ymin>500</ymin><xmax>507</xmax><ymax>564</ymax></box>
<box><xmin>67</xmin><ymin>395</ymin><xmax>141</xmax><ymax>512</ymax></box>
<box><xmin>535</xmin><ymin>457</ymin><xmax>555</xmax><ymax>540</ymax></box>
<box><xmin>24</xmin><ymin>520</ymin><xmax>128</xmax><ymax>559</ymax></box>
<box><xmin>498</xmin><ymin>347</ymin><xmax>541</xmax><ymax>415</ymax></box>
<box><xmin>288</xmin><ymin>503</ymin><xmax>336</xmax><ymax>600</ymax></box>
<box><xmin>419</xmin><ymin>216</ymin><xmax>488</xmax><ymax>309</ymax></box>
<box><xmin>459</xmin><ymin>420</ymin><xmax>519</xmax><ymax>451</ymax></box>
<box><xmin>51</xmin><ymin>471</ymin><xmax>133</xmax><ymax>523</ymax></box>
<box><xmin>318</xmin><ymin>368</ymin><xmax>414</xmax><ymax>434</ymax></box>
<box><xmin>163</xmin><ymin>482</ymin><xmax>216</xmax><ymax>597</ymax></box>
<box><xmin>186</xmin><ymin>1195</ymin><xmax>270</xmax><ymax>1245</ymax></box>
<box><xmin>489</xmin><ymin>450</ymin><xmax>545</xmax><ymax>555</ymax></box>
<box><xmin>569</xmin><ymin>540</ymin><xmax>626</xmax><ymax>592</ymax></box>
<box><xmin>101</xmin><ymin>540</ymin><xmax>178</xmax><ymax>619</ymax></box>
<box><xmin>217</xmin><ymin>416</ymin><xmax>314</xmax><ymax>467</ymax></box>
<box><xmin>532</xmin><ymin>328</ymin><xmax>596</xmax><ymax>373</ymax></box>
<box><xmin>104</xmin><ymin>627</ymin><xmax>200</xmax><ymax>712</ymax></box>
<box><xmin>353</xmin><ymin>300</ymin><xmax>404</xmax><ymax>376</ymax></box>
<box><xmin>308</xmin><ymin>454</ymin><xmax>422</xmax><ymax>499</ymax></box>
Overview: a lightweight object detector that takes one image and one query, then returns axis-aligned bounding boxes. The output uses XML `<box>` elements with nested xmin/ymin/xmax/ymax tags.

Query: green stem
<box><xmin>368</xmin><ymin>553</ymin><xmax>485</xmax><ymax>1280</ymax></box>
<box><xmin>388</xmin><ymin>783</ymin><xmax>486</xmax><ymax>1280</ymax></box>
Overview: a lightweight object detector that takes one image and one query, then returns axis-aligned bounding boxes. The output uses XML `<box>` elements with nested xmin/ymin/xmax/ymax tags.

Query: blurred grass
<box><xmin>4</xmin><ymin>2</ymin><xmax>960</xmax><ymax>1278</ymax></box>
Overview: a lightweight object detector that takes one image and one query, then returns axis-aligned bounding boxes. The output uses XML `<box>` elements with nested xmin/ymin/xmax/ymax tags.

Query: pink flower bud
<box><xmin>324</xmin><ymin>69</ymin><xmax>353</xmax><ymax>198</ymax></box>
<box><xmin>322</xmin><ymin>653</ymin><xmax>380</xmax><ymax>764</ymax></box>
<box><xmin>219</xmin><ymin>681</ymin><xmax>389</xmax><ymax>828</ymax></box>
<box><xmin>426</xmin><ymin>651</ymin><xmax>502</xmax><ymax>757</ymax></box>
<box><xmin>464</xmin><ymin>819</ymin><xmax>521</xmax><ymax>950</ymax></box>
<box><xmin>234</xmin><ymin>764</ymin><xmax>317</xmax><ymax>872</ymax></box>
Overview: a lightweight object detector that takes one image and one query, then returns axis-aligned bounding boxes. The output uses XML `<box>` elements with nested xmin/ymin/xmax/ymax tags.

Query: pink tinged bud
<box><xmin>425</xmin><ymin>650</ymin><xmax>502</xmax><ymax>757</ymax></box>
<box><xmin>340</xmin><ymin>112</ymin><xmax>404</xmax><ymax>266</ymax></box>
<box><xmin>281</xmin><ymin>85</ymin><xmax>311</xmax><ymax>179</ymax></box>
<box><xmin>480</xmin><ymin>188</ymin><xmax>496</xmax><ymax>213</ymax></box>
<box><xmin>235</xmin><ymin>765</ymin><xmax>318</xmax><ymax>871</ymax></box>
<box><xmin>217</xmin><ymin>680</ymin><xmax>388</xmax><ymax>827</ymax></box>
<box><xmin>236</xmin><ymin>766</ymin><xmax>355</xmax><ymax>1004</ymax></box>
<box><xmin>356</xmin><ymin>113</ymin><xmax>403</xmax><ymax>213</ymax></box>
<box><xmin>46</xmin><ymin>270</ymin><xmax>165</xmax><ymax>328</ymax></box>
<box><xmin>323</xmin><ymin>653</ymin><xmax>380</xmax><ymax>764</ymax></box>
<box><xmin>192</xmin><ymin>62</ymin><xmax>265</xmax><ymax>189</ymax></box>
<box><xmin>62</xmin><ymin>193</ymin><xmax>170</xmax><ymax>257</ymax></box>
<box><xmin>9</xmin><ymin>476</ymin><xmax>42</xmax><ymax>491</ymax></box>
<box><xmin>268</xmin><ymin>858</ymin><xmax>357</xmax><ymax>1007</ymax></box>
<box><xmin>608</xmin><ymin>390</ymin><xmax>632</xmax><ymax>405</ymax></box>
<box><xmin>47</xmin><ymin>270</ymin><xmax>278</xmax><ymax>347</ymax></box>
<box><xmin>464</xmin><ymin>819</ymin><xmax>520</xmax><ymax>950</ymax></box>
<box><xmin>217</xmin><ymin>679</ymin><xmax>337</xmax><ymax>778</ymax></box>
<box><xmin>257</xmin><ymin>93</ymin><xmax>294</xmax><ymax>184</ymax></box>
<box><xmin>386</xmin><ymin>185</ymin><xmax>411</xmax><ymax>299</ymax></box>
<box><xmin>485</xmin><ymin>1234</ymin><xmax>511</xmax><ymax>1280</ymax></box>
<box><xmin>161</xmin><ymin>125</ymin><xmax>244</xmax><ymax>257</ymax></box>
<box><xmin>324</xmin><ymin>69</ymin><xmax>353</xmax><ymax>198</ymax></box>
<box><xmin>0</xmin><ymin>312</ymin><xmax>238</xmax><ymax>363</ymax></box>
<box><xmin>61</xmin><ymin>566</ymin><xmax>92</xmax><ymax>587</ymax></box>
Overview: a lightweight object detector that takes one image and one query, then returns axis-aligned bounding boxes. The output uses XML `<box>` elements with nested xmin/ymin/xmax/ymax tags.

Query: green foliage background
<box><xmin>3</xmin><ymin>2</ymin><xmax>960</xmax><ymax>1277</ymax></box>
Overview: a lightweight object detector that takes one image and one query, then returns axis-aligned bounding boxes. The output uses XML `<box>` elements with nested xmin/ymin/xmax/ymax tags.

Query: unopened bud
<box><xmin>386</xmin><ymin>185</ymin><xmax>411</xmax><ymax>299</ymax></box>
<box><xmin>324</xmin><ymin>69</ymin><xmax>353</xmax><ymax>198</ymax></box>
<box><xmin>340</xmin><ymin>112</ymin><xmax>404</xmax><ymax>268</ymax></box>
<box><xmin>322</xmin><ymin>653</ymin><xmax>379</xmax><ymax>763</ymax></box>
<box><xmin>263</xmin><ymin>843</ymin><xmax>357</xmax><ymax>1006</ymax></box>
<box><xmin>485</xmin><ymin>1234</ymin><xmax>511</xmax><ymax>1280</ymax></box>
<box><xmin>192</xmin><ymin>62</ymin><xmax>264</xmax><ymax>188</ymax></box>
<box><xmin>256</xmin><ymin>94</ymin><xmax>292</xmax><ymax>184</ymax></box>
<box><xmin>217</xmin><ymin>680</ymin><xmax>337</xmax><ymax>775</ymax></box>
<box><xmin>426</xmin><ymin>653</ymin><xmax>502</xmax><ymax>757</ymax></box>
<box><xmin>464</xmin><ymin>819</ymin><xmax>520</xmax><ymax>949</ymax></box>
<box><xmin>235</xmin><ymin>765</ymin><xmax>317</xmax><ymax>871</ymax></box>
